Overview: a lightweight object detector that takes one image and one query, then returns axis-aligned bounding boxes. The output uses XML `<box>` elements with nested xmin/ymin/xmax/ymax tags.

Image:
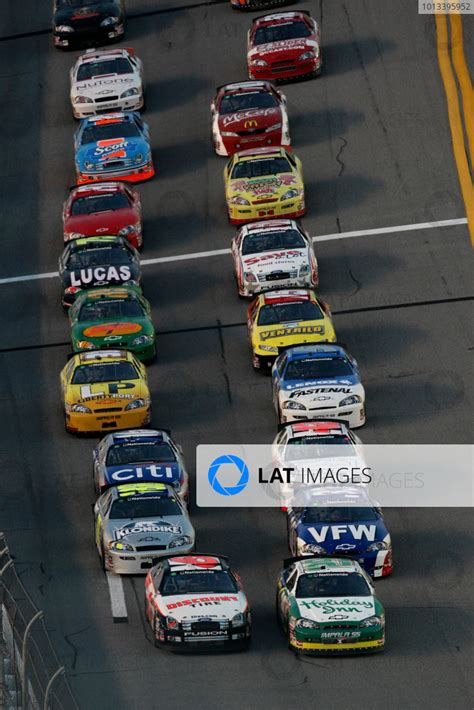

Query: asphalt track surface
<box><xmin>0</xmin><ymin>1</ymin><xmax>473</xmax><ymax>709</ymax></box>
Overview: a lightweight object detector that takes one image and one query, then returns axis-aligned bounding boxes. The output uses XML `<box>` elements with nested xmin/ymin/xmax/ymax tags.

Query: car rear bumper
<box><xmin>250</xmin><ymin>57</ymin><xmax>322</xmax><ymax>82</ymax></box>
<box><xmin>53</xmin><ymin>24</ymin><xmax>124</xmax><ymax>49</ymax></box>
<box><xmin>280</xmin><ymin>402</ymin><xmax>366</xmax><ymax>429</ymax></box>
<box><xmin>77</xmin><ymin>162</ymin><xmax>155</xmax><ymax>185</ymax></box>
<box><xmin>65</xmin><ymin>406</ymin><xmax>151</xmax><ymax>434</ymax></box>
<box><xmin>290</xmin><ymin>636</ymin><xmax>384</xmax><ymax>654</ymax></box>
<box><xmin>73</xmin><ymin>95</ymin><xmax>144</xmax><ymax>120</ymax></box>
<box><xmin>157</xmin><ymin>626</ymin><xmax>250</xmax><ymax>650</ymax></box>
<box><xmin>228</xmin><ymin>200</ymin><xmax>305</xmax><ymax>225</ymax></box>
<box><xmin>105</xmin><ymin>542</ymin><xmax>195</xmax><ymax>574</ymax></box>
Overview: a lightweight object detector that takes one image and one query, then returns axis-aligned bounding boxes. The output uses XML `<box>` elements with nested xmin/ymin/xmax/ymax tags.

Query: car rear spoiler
<box><xmin>150</xmin><ymin>553</ymin><xmax>229</xmax><ymax>566</ymax></box>
<box><xmin>277</xmin><ymin>418</ymin><xmax>350</xmax><ymax>432</ymax></box>
<box><xmin>252</xmin><ymin>10</ymin><xmax>311</xmax><ymax>24</ymax></box>
<box><xmin>283</xmin><ymin>553</ymin><xmax>361</xmax><ymax>569</ymax></box>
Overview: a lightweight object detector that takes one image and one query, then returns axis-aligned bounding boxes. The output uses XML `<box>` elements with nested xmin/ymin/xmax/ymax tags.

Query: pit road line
<box><xmin>0</xmin><ymin>216</ymin><xmax>468</xmax><ymax>286</ymax></box>
<box><xmin>106</xmin><ymin>572</ymin><xmax>128</xmax><ymax>623</ymax></box>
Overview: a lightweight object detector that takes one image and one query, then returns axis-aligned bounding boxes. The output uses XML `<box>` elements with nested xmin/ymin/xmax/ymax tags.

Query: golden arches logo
<box><xmin>244</xmin><ymin>119</ymin><xmax>258</xmax><ymax>129</ymax></box>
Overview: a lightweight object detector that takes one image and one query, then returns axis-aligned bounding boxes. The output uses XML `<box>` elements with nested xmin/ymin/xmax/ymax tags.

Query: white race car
<box><xmin>231</xmin><ymin>219</ymin><xmax>318</xmax><ymax>297</ymax></box>
<box><xmin>70</xmin><ymin>47</ymin><xmax>144</xmax><ymax>119</ymax></box>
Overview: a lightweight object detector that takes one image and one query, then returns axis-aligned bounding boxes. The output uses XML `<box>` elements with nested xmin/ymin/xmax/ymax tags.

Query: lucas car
<box><xmin>53</xmin><ymin>0</ymin><xmax>125</xmax><ymax>49</ymax></box>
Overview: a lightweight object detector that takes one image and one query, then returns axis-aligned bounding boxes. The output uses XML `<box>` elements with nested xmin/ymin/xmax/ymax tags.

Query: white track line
<box><xmin>106</xmin><ymin>571</ymin><xmax>128</xmax><ymax>623</ymax></box>
<box><xmin>0</xmin><ymin>217</ymin><xmax>467</xmax><ymax>286</ymax></box>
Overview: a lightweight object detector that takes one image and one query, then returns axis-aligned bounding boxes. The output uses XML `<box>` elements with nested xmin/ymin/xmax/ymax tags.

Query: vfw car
<box><xmin>247</xmin><ymin>289</ymin><xmax>335</xmax><ymax>370</ymax></box>
<box><xmin>69</xmin><ymin>285</ymin><xmax>156</xmax><ymax>362</ymax></box>
<box><xmin>95</xmin><ymin>483</ymin><xmax>195</xmax><ymax>574</ymax></box>
<box><xmin>211</xmin><ymin>81</ymin><xmax>290</xmax><ymax>157</ymax></box>
<box><xmin>224</xmin><ymin>147</ymin><xmax>305</xmax><ymax>224</ymax></box>
<box><xmin>272</xmin><ymin>343</ymin><xmax>366</xmax><ymax>426</ymax></box>
<box><xmin>248</xmin><ymin>11</ymin><xmax>322</xmax><ymax>82</ymax></box>
<box><xmin>74</xmin><ymin>112</ymin><xmax>154</xmax><ymax>184</ymax></box>
<box><xmin>145</xmin><ymin>555</ymin><xmax>251</xmax><ymax>650</ymax></box>
<box><xmin>59</xmin><ymin>235</ymin><xmax>141</xmax><ymax>309</ymax></box>
<box><xmin>70</xmin><ymin>48</ymin><xmax>144</xmax><ymax>119</ymax></box>
<box><xmin>276</xmin><ymin>557</ymin><xmax>385</xmax><ymax>654</ymax></box>
<box><xmin>232</xmin><ymin>219</ymin><xmax>318</xmax><ymax>297</ymax></box>
<box><xmin>92</xmin><ymin>429</ymin><xmax>189</xmax><ymax>502</ymax></box>
<box><xmin>60</xmin><ymin>349</ymin><xmax>151</xmax><ymax>434</ymax></box>
<box><xmin>53</xmin><ymin>0</ymin><xmax>125</xmax><ymax>49</ymax></box>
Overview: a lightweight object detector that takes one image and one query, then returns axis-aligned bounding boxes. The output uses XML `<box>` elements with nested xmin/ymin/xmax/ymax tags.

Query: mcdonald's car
<box><xmin>69</xmin><ymin>285</ymin><xmax>156</xmax><ymax>361</ymax></box>
<box><xmin>94</xmin><ymin>483</ymin><xmax>195</xmax><ymax>574</ymax></box>
<box><xmin>60</xmin><ymin>349</ymin><xmax>151</xmax><ymax>434</ymax></box>
<box><xmin>248</xmin><ymin>11</ymin><xmax>322</xmax><ymax>82</ymax></box>
<box><xmin>63</xmin><ymin>183</ymin><xmax>143</xmax><ymax>248</ymax></box>
<box><xmin>276</xmin><ymin>557</ymin><xmax>385</xmax><ymax>654</ymax></box>
<box><xmin>59</xmin><ymin>235</ymin><xmax>141</xmax><ymax>309</ymax></box>
<box><xmin>224</xmin><ymin>147</ymin><xmax>305</xmax><ymax>224</ymax></box>
<box><xmin>74</xmin><ymin>112</ymin><xmax>154</xmax><ymax>184</ymax></box>
<box><xmin>53</xmin><ymin>0</ymin><xmax>125</xmax><ymax>49</ymax></box>
<box><xmin>232</xmin><ymin>219</ymin><xmax>318</xmax><ymax>297</ymax></box>
<box><xmin>93</xmin><ymin>429</ymin><xmax>189</xmax><ymax>501</ymax></box>
<box><xmin>247</xmin><ymin>289</ymin><xmax>335</xmax><ymax>370</ymax></box>
<box><xmin>211</xmin><ymin>81</ymin><xmax>290</xmax><ymax>156</ymax></box>
<box><xmin>70</xmin><ymin>47</ymin><xmax>144</xmax><ymax>119</ymax></box>
<box><xmin>145</xmin><ymin>555</ymin><xmax>251</xmax><ymax>649</ymax></box>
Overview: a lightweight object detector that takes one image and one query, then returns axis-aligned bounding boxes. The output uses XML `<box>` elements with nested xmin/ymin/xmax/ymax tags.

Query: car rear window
<box><xmin>254</xmin><ymin>21</ymin><xmax>311</xmax><ymax>46</ymax></box>
<box><xmin>231</xmin><ymin>157</ymin><xmax>291</xmax><ymax>179</ymax></box>
<box><xmin>71</xmin><ymin>193</ymin><xmax>130</xmax><ymax>215</ymax></box>
<box><xmin>77</xmin><ymin>58</ymin><xmax>133</xmax><ymax>82</ymax></box>
<box><xmin>242</xmin><ymin>229</ymin><xmax>305</xmax><ymax>254</ymax></box>
<box><xmin>257</xmin><ymin>301</ymin><xmax>323</xmax><ymax>326</ymax></box>
<box><xmin>220</xmin><ymin>91</ymin><xmax>278</xmax><ymax>113</ymax></box>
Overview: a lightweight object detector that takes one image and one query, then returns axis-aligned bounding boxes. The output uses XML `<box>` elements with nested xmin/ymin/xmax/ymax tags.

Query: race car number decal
<box><xmin>260</xmin><ymin>325</ymin><xmax>324</xmax><ymax>340</ymax></box>
<box><xmin>83</xmin><ymin>322</ymin><xmax>142</xmax><ymax>337</ymax></box>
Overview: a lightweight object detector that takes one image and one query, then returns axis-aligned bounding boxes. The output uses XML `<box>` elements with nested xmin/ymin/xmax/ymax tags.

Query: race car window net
<box><xmin>257</xmin><ymin>301</ymin><xmax>324</xmax><ymax>326</ymax></box>
<box><xmin>242</xmin><ymin>229</ymin><xmax>305</xmax><ymax>255</ymax></box>
<box><xmin>77</xmin><ymin>58</ymin><xmax>133</xmax><ymax>82</ymax></box>
<box><xmin>295</xmin><ymin>573</ymin><xmax>371</xmax><ymax>599</ymax></box>
<box><xmin>78</xmin><ymin>298</ymin><xmax>144</xmax><ymax>321</ymax></box>
<box><xmin>302</xmin><ymin>507</ymin><xmax>379</xmax><ymax>524</ymax></box>
<box><xmin>254</xmin><ymin>21</ymin><xmax>311</xmax><ymax>45</ymax></box>
<box><xmin>219</xmin><ymin>91</ymin><xmax>278</xmax><ymax>113</ymax></box>
<box><xmin>68</xmin><ymin>248</ymin><xmax>133</xmax><ymax>269</ymax></box>
<box><xmin>231</xmin><ymin>157</ymin><xmax>291</xmax><ymax>179</ymax></box>
<box><xmin>160</xmin><ymin>571</ymin><xmax>238</xmax><ymax>596</ymax></box>
<box><xmin>106</xmin><ymin>442</ymin><xmax>176</xmax><ymax>465</ymax></box>
<box><xmin>109</xmin><ymin>496</ymin><xmax>179</xmax><ymax>520</ymax></box>
<box><xmin>284</xmin><ymin>357</ymin><xmax>353</xmax><ymax>380</ymax></box>
<box><xmin>71</xmin><ymin>362</ymin><xmax>138</xmax><ymax>384</ymax></box>
<box><xmin>81</xmin><ymin>122</ymin><xmax>141</xmax><ymax>145</ymax></box>
<box><xmin>71</xmin><ymin>193</ymin><xmax>131</xmax><ymax>215</ymax></box>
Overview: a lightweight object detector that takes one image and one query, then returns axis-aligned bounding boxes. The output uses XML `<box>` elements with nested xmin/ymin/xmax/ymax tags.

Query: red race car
<box><xmin>62</xmin><ymin>182</ymin><xmax>143</xmax><ymax>249</ymax></box>
<box><xmin>247</xmin><ymin>11</ymin><xmax>322</xmax><ymax>82</ymax></box>
<box><xmin>211</xmin><ymin>81</ymin><xmax>291</xmax><ymax>157</ymax></box>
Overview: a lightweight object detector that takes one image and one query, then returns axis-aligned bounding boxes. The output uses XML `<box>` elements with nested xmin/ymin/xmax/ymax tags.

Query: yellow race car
<box><xmin>247</xmin><ymin>289</ymin><xmax>336</xmax><ymax>370</ymax></box>
<box><xmin>60</xmin><ymin>349</ymin><xmax>151</xmax><ymax>434</ymax></box>
<box><xmin>224</xmin><ymin>146</ymin><xmax>305</xmax><ymax>225</ymax></box>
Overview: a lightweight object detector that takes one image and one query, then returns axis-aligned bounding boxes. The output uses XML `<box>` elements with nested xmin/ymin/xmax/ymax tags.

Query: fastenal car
<box><xmin>53</xmin><ymin>0</ymin><xmax>125</xmax><ymax>49</ymax></box>
<box><xmin>70</xmin><ymin>48</ymin><xmax>144</xmax><ymax>119</ymax></box>
<box><xmin>94</xmin><ymin>483</ymin><xmax>195</xmax><ymax>574</ymax></box>
<box><xmin>69</xmin><ymin>285</ymin><xmax>156</xmax><ymax>361</ymax></box>
<box><xmin>224</xmin><ymin>147</ymin><xmax>305</xmax><ymax>224</ymax></box>
<box><xmin>248</xmin><ymin>11</ymin><xmax>322</xmax><ymax>82</ymax></box>
<box><xmin>287</xmin><ymin>488</ymin><xmax>393</xmax><ymax>578</ymax></box>
<box><xmin>92</xmin><ymin>429</ymin><xmax>189</xmax><ymax>501</ymax></box>
<box><xmin>276</xmin><ymin>557</ymin><xmax>385</xmax><ymax>654</ymax></box>
<box><xmin>59</xmin><ymin>235</ymin><xmax>141</xmax><ymax>309</ymax></box>
<box><xmin>211</xmin><ymin>81</ymin><xmax>290</xmax><ymax>157</ymax></box>
<box><xmin>74</xmin><ymin>112</ymin><xmax>154</xmax><ymax>184</ymax></box>
<box><xmin>145</xmin><ymin>555</ymin><xmax>251</xmax><ymax>649</ymax></box>
<box><xmin>60</xmin><ymin>349</ymin><xmax>151</xmax><ymax>434</ymax></box>
<box><xmin>232</xmin><ymin>219</ymin><xmax>318</xmax><ymax>297</ymax></box>
<box><xmin>247</xmin><ymin>289</ymin><xmax>335</xmax><ymax>370</ymax></box>
<box><xmin>63</xmin><ymin>183</ymin><xmax>143</xmax><ymax>248</ymax></box>
<box><xmin>272</xmin><ymin>343</ymin><xmax>366</xmax><ymax>426</ymax></box>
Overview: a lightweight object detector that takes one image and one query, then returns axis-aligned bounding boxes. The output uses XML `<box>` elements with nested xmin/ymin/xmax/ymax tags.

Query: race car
<box><xmin>60</xmin><ymin>349</ymin><xmax>151</xmax><ymax>434</ymax></box>
<box><xmin>248</xmin><ymin>11</ymin><xmax>322</xmax><ymax>82</ymax></box>
<box><xmin>231</xmin><ymin>0</ymin><xmax>292</xmax><ymax>9</ymax></box>
<box><xmin>231</xmin><ymin>219</ymin><xmax>318</xmax><ymax>297</ymax></box>
<box><xmin>94</xmin><ymin>483</ymin><xmax>195</xmax><ymax>574</ymax></box>
<box><xmin>224</xmin><ymin>147</ymin><xmax>305</xmax><ymax>224</ymax></box>
<box><xmin>69</xmin><ymin>285</ymin><xmax>156</xmax><ymax>362</ymax></box>
<box><xmin>272</xmin><ymin>343</ymin><xmax>366</xmax><ymax>427</ymax></box>
<box><xmin>276</xmin><ymin>557</ymin><xmax>385</xmax><ymax>654</ymax></box>
<box><xmin>53</xmin><ymin>0</ymin><xmax>125</xmax><ymax>49</ymax></box>
<box><xmin>74</xmin><ymin>112</ymin><xmax>154</xmax><ymax>184</ymax></box>
<box><xmin>145</xmin><ymin>555</ymin><xmax>251</xmax><ymax>649</ymax></box>
<box><xmin>70</xmin><ymin>48</ymin><xmax>144</xmax><ymax>119</ymax></box>
<box><xmin>211</xmin><ymin>81</ymin><xmax>290</xmax><ymax>157</ymax></box>
<box><xmin>287</xmin><ymin>488</ymin><xmax>393</xmax><ymax>578</ymax></box>
<box><xmin>247</xmin><ymin>289</ymin><xmax>335</xmax><ymax>370</ymax></box>
<box><xmin>58</xmin><ymin>235</ymin><xmax>141</xmax><ymax>309</ymax></box>
<box><xmin>63</xmin><ymin>183</ymin><xmax>143</xmax><ymax>248</ymax></box>
<box><xmin>92</xmin><ymin>429</ymin><xmax>189</xmax><ymax>502</ymax></box>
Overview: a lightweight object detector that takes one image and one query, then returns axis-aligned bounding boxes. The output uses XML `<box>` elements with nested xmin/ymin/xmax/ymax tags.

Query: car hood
<box><xmin>249</xmin><ymin>38</ymin><xmax>318</xmax><ymax>59</ymax></box>
<box><xmin>105</xmin><ymin>516</ymin><xmax>193</xmax><ymax>546</ymax></box>
<box><xmin>242</xmin><ymin>248</ymin><xmax>308</xmax><ymax>275</ymax></box>
<box><xmin>104</xmin><ymin>461</ymin><xmax>183</xmax><ymax>487</ymax></box>
<box><xmin>68</xmin><ymin>379</ymin><xmax>148</xmax><ymax>405</ymax></box>
<box><xmin>256</xmin><ymin>319</ymin><xmax>335</xmax><ymax>347</ymax></box>
<box><xmin>64</xmin><ymin>208</ymin><xmax>138</xmax><ymax>236</ymax></box>
<box><xmin>62</xmin><ymin>262</ymin><xmax>139</xmax><ymax>289</ymax></box>
<box><xmin>297</xmin><ymin>519</ymin><xmax>389</xmax><ymax>553</ymax></box>
<box><xmin>72</xmin><ymin>74</ymin><xmax>141</xmax><ymax>100</ymax></box>
<box><xmin>218</xmin><ymin>106</ymin><xmax>282</xmax><ymax>133</ymax></box>
<box><xmin>296</xmin><ymin>595</ymin><xmax>375</xmax><ymax>623</ymax></box>
<box><xmin>281</xmin><ymin>376</ymin><xmax>363</xmax><ymax>406</ymax></box>
<box><xmin>159</xmin><ymin>591</ymin><xmax>247</xmax><ymax>622</ymax></box>
<box><xmin>229</xmin><ymin>173</ymin><xmax>301</xmax><ymax>200</ymax></box>
<box><xmin>78</xmin><ymin>136</ymin><xmax>148</xmax><ymax>164</ymax></box>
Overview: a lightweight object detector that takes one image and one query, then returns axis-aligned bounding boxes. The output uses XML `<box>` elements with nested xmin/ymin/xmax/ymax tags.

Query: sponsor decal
<box><xmin>76</xmin><ymin>78</ymin><xmax>133</xmax><ymax>90</ymax></box>
<box><xmin>321</xmin><ymin>631</ymin><xmax>361</xmax><ymax>639</ymax></box>
<box><xmin>289</xmin><ymin>386</ymin><xmax>352</xmax><ymax>398</ymax></box>
<box><xmin>233</xmin><ymin>174</ymin><xmax>296</xmax><ymax>194</ymax></box>
<box><xmin>93</xmin><ymin>138</ymin><xmax>129</xmax><ymax>158</ymax></box>
<box><xmin>260</xmin><ymin>325</ymin><xmax>324</xmax><ymax>340</ymax></box>
<box><xmin>79</xmin><ymin>382</ymin><xmax>136</xmax><ymax>400</ymax></box>
<box><xmin>109</xmin><ymin>464</ymin><xmax>176</xmax><ymax>482</ymax></box>
<box><xmin>299</xmin><ymin>598</ymin><xmax>373</xmax><ymax>613</ymax></box>
<box><xmin>222</xmin><ymin>108</ymin><xmax>277</xmax><ymax>127</ymax></box>
<box><xmin>70</xmin><ymin>265</ymin><xmax>132</xmax><ymax>287</ymax></box>
<box><xmin>114</xmin><ymin>521</ymin><xmax>183</xmax><ymax>540</ymax></box>
<box><xmin>308</xmin><ymin>525</ymin><xmax>377</xmax><ymax>543</ymax></box>
<box><xmin>83</xmin><ymin>322</ymin><xmax>142</xmax><ymax>337</ymax></box>
<box><xmin>166</xmin><ymin>595</ymin><xmax>238</xmax><ymax>610</ymax></box>
<box><xmin>244</xmin><ymin>250</ymin><xmax>303</xmax><ymax>266</ymax></box>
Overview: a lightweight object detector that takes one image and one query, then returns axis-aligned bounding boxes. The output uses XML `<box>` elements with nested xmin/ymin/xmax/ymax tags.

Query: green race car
<box><xmin>276</xmin><ymin>557</ymin><xmax>385</xmax><ymax>655</ymax></box>
<box><xmin>69</xmin><ymin>285</ymin><xmax>156</xmax><ymax>363</ymax></box>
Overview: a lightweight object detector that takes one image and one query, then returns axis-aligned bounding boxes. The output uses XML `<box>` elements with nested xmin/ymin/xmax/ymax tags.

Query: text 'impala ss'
<box><xmin>53</xmin><ymin>0</ymin><xmax>125</xmax><ymax>49</ymax></box>
<box><xmin>95</xmin><ymin>483</ymin><xmax>195</xmax><ymax>574</ymax></box>
<box><xmin>145</xmin><ymin>555</ymin><xmax>251</xmax><ymax>650</ymax></box>
<box><xmin>60</xmin><ymin>349</ymin><xmax>151</xmax><ymax>434</ymax></box>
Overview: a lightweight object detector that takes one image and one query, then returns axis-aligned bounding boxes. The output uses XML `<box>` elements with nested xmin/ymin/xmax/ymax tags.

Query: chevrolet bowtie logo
<box><xmin>244</xmin><ymin>119</ymin><xmax>258</xmax><ymax>129</ymax></box>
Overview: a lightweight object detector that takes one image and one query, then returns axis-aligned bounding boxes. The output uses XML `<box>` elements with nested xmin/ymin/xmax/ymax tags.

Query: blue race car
<box><xmin>92</xmin><ymin>429</ymin><xmax>189</xmax><ymax>503</ymax></box>
<box><xmin>272</xmin><ymin>343</ymin><xmax>366</xmax><ymax>428</ymax></box>
<box><xmin>287</xmin><ymin>487</ymin><xmax>393</xmax><ymax>578</ymax></box>
<box><xmin>74</xmin><ymin>112</ymin><xmax>154</xmax><ymax>185</ymax></box>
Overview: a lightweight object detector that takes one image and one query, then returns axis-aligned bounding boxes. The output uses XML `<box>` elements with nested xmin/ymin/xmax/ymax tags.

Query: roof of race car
<box><xmin>253</xmin><ymin>11</ymin><xmax>311</xmax><ymax>26</ymax></box>
<box><xmin>260</xmin><ymin>289</ymin><xmax>313</xmax><ymax>305</ymax></box>
<box><xmin>283</xmin><ymin>343</ymin><xmax>347</xmax><ymax>360</ymax></box>
<box><xmin>74</xmin><ymin>349</ymin><xmax>133</xmax><ymax>364</ymax></box>
<box><xmin>78</xmin><ymin>48</ymin><xmax>135</xmax><ymax>64</ymax></box>
<box><xmin>111</xmin><ymin>482</ymin><xmax>173</xmax><ymax>499</ymax></box>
